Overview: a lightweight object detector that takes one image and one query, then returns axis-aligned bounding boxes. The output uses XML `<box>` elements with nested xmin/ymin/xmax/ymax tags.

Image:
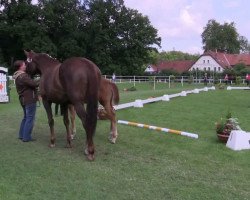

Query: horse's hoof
<box><xmin>66</xmin><ymin>144</ymin><xmax>73</xmax><ymax>148</ymax></box>
<box><xmin>84</xmin><ymin>148</ymin><xmax>89</xmax><ymax>155</ymax></box>
<box><xmin>86</xmin><ymin>154</ymin><xmax>95</xmax><ymax>161</ymax></box>
<box><xmin>70</xmin><ymin>134</ymin><xmax>75</xmax><ymax>140</ymax></box>
<box><xmin>108</xmin><ymin>134</ymin><xmax>117</xmax><ymax>144</ymax></box>
<box><xmin>109</xmin><ymin>137</ymin><xmax>116</xmax><ymax>144</ymax></box>
<box><xmin>49</xmin><ymin>144</ymin><xmax>55</xmax><ymax>148</ymax></box>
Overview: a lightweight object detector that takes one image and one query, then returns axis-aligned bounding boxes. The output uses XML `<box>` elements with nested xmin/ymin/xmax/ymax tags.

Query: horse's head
<box><xmin>24</xmin><ymin>50</ymin><xmax>60</xmax><ymax>76</ymax></box>
<box><xmin>24</xmin><ymin>50</ymin><xmax>41</xmax><ymax>76</ymax></box>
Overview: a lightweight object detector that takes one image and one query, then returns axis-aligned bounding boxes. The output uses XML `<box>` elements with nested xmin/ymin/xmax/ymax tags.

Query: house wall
<box><xmin>189</xmin><ymin>55</ymin><xmax>223</xmax><ymax>72</ymax></box>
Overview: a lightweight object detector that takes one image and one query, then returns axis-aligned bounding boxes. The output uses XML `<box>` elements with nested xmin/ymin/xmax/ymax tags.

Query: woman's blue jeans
<box><xmin>18</xmin><ymin>103</ymin><xmax>37</xmax><ymax>141</ymax></box>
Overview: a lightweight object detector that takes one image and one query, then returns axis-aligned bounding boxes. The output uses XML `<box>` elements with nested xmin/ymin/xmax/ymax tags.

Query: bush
<box><xmin>235</xmin><ymin>76</ymin><xmax>242</xmax><ymax>85</ymax></box>
<box><xmin>188</xmin><ymin>75</ymin><xmax>194</xmax><ymax>84</ymax></box>
<box><xmin>127</xmin><ymin>86</ymin><xmax>137</xmax><ymax>91</ymax></box>
<box><xmin>217</xmin><ymin>83</ymin><xmax>225</xmax><ymax>89</ymax></box>
<box><xmin>169</xmin><ymin>75</ymin><xmax>175</xmax><ymax>82</ymax></box>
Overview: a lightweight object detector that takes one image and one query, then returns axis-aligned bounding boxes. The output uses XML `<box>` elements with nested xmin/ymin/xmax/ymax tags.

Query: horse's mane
<box><xmin>38</xmin><ymin>53</ymin><xmax>61</xmax><ymax>65</ymax></box>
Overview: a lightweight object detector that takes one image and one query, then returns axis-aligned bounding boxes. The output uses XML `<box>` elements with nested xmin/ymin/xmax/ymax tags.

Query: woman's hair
<box><xmin>13</xmin><ymin>60</ymin><xmax>24</xmax><ymax>71</ymax></box>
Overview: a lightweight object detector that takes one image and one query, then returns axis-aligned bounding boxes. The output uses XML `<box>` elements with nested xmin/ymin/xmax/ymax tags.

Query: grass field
<box><xmin>1</xmin><ymin>82</ymin><xmax>250</xmax><ymax>200</ymax></box>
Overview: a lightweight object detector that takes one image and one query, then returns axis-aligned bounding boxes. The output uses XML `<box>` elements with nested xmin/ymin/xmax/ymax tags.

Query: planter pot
<box><xmin>217</xmin><ymin>133</ymin><xmax>230</xmax><ymax>143</ymax></box>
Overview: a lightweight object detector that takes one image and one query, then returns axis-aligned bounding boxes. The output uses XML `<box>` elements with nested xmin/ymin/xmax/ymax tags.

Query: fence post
<box><xmin>168</xmin><ymin>76</ymin><xmax>171</xmax><ymax>88</ymax></box>
<box><xmin>134</xmin><ymin>76</ymin><xmax>135</xmax><ymax>87</ymax></box>
<box><xmin>153</xmin><ymin>76</ymin><xmax>156</xmax><ymax>90</ymax></box>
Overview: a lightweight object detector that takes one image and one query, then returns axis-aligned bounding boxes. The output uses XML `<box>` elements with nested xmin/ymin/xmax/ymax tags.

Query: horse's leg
<box><xmin>61</xmin><ymin>104</ymin><xmax>72</xmax><ymax>148</ymax></box>
<box><xmin>85</xmin><ymin>99</ymin><xmax>98</xmax><ymax>161</ymax></box>
<box><xmin>103</xmin><ymin>105</ymin><xmax>118</xmax><ymax>144</ymax></box>
<box><xmin>74</xmin><ymin>101</ymin><xmax>97</xmax><ymax>161</ymax></box>
<box><xmin>42</xmin><ymin>100</ymin><xmax>56</xmax><ymax>147</ymax></box>
<box><xmin>68</xmin><ymin>104</ymin><xmax>76</xmax><ymax>139</ymax></box>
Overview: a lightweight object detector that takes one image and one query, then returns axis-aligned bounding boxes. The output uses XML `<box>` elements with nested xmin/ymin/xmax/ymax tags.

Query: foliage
<box><xmin>158</xmin><ymin>69</ymin><xmax>180</xmax><ymax>76</ymax></box>
<box><xmin>188</xmin><ymin>75</ymin><xmax>194</xmax><ymax>84</ymax></box>
<box><xmin>202</xmin><ymin>19</ymin><xmax>250</xmax><ymax>53</ymax></box>
<box><xmin>156</xmin><ymin>50</ymin><xmax>199</xmax><ymax>61</ymax></box>
<box><xmin>215</xmin><ymin>112</ymin><xmax>241</xmax><ymax>135</ymax></box>
<box><xmin>147</xmin><ymin>50</ymin><xmax>199</xmax><ymax>72</ymax></box>
<box><xmin>169</xmin><ymin>75</ymin><xmax>175</xmax><ymax>82</ymax></box>
<box><xmin>235</xmin><ymin>76</ymin><xmax>242</xmax><ymax>85</ymax></box>
<box><xmin>127</xmin><ymin>86</ymin><xmax>137</xmax><ymax>91</ymax></box>
<box><xmin>217</xmin><ymin>83</ymin><xmax>225</xmax><ymax>89</ymax></box>
<box><xmin>0</xmin><ymin>0</ymin><xmax>161</xmax><ymax>75</ymax></box>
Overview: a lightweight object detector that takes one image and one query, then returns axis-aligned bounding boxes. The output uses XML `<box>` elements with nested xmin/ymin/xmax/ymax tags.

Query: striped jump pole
<box><xmin>118</xmin><ymin>120</ymin><xmax>198</xmax><ymax>139</ymax></box>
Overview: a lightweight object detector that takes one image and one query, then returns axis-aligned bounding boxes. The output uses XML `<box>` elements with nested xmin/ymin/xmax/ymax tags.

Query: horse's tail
<box><xmin>110</xmin><ymin>82</ymin><xmax>119</xmax><ymax>105</ymax></box>
<box><xmin>85</xmin><ymin>68</ymin><xmax>101</xmax><ymax>137</ymax></box>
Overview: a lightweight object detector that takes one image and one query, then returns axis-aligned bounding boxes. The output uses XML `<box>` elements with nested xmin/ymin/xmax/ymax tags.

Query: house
<box><xmin>145</xmin><ymin>60</ymin><xmax>194</xmax><ymax>74</ymax></box>
<box><xmin>189</xmin><ymin>51</ymin><xmax>250</xmax><ymax>73</ymax></box>
<box><xmin>146</xmin><ymin>51</ymin><xmax>250</xmax><ymax>74</ymax></box>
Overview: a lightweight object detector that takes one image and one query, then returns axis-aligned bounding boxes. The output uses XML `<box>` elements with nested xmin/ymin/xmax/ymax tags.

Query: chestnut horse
<box><xmin>68</xmin><ymin>78</ymin><xmax>119</xmax><ymax>143</ymax></box>
<box><xmin>25</xmin><ymin>50</ymin><xmax>101</xmax><ymax>160</ymax></box>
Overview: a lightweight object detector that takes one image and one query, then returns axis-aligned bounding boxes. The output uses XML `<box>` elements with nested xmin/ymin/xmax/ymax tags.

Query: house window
<box><xmin>208</xmin><ymin>67</ymin><xmax>210</xmax><ymax>71</ymax></box>
<box><xmin>207</xmin><ymin>60</ymin><xmax>209</xmax><ymax>63</ymax></box>
<box><xmin>204</xmin><ymin>67</ymin><xmax>206</xmax><ymax>71</ymax></box>
<box><xmin>214</xmin><ymin>67</ymin><xmax>216</xmax><ymax>71</ymax></box>
<box><xmin>203</xmin><ymin>60</ymin><xmax>205</xmax><ymax>63</ymax></box>
<box><xmin>218</xmin><ymin>67</ymin><xmax>221</xmax><ymax>71</ymax></box>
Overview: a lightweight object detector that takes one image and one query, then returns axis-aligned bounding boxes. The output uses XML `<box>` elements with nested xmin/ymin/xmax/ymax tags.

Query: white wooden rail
<box><xmin>227</xmin><ymin>86</ymin><xmax>250</xmax><ymax>90</ymax></box>
<box><xmin>114</xmin><ymin>86</ymin><xmax>215</xmax><ymax>110</ymax></box>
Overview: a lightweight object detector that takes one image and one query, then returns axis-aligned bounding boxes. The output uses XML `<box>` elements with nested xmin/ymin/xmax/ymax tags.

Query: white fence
<box><xmin>103</xmin><ymin>75</ymin><xmax>248</xmax><ymax>88</ymax></box>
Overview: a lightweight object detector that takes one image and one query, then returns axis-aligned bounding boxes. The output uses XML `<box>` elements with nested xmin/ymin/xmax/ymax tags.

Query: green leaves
<box><xmin>202</xmin><ymin>19</ymin><xmax>249</xmax><ymax>54</ymax></box>
<box><xmin>0</xmin><ymin>0</ymin><xmax>161</xmax><ymax>75</ymax></box>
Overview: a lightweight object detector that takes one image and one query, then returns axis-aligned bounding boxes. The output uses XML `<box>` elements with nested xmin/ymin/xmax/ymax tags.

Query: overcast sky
<box><xmin>124</xmin><ymin>0</ymin><xmax>250</xmax><ymax>54</ymax></box>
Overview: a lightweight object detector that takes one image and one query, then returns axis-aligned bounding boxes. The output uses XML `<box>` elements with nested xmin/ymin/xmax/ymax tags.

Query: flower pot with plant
<box><xmin>215</xmin><ymin>112</ymin><xmax>241</xmax><ymax>143</ymax></box>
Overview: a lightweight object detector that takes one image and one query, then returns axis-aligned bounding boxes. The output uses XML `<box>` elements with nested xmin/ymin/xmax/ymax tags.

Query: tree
<box><xmin>201</xmin><ymin>19</ymin><xmax>249</xmax><ymax>54</ymax></box>
<box><xmin>38</xmin><ymin>0</ymin><xmax>86</xmax><ymax>60</ymax></box>
<box><xmin>84</xmin><ymin>0</ymin><xmax>161</xmax><ymax>75</ymax></box>
<box><xmin>0</xmin><ymin>0</ymin><xmax>161</xmax><ymax>75</ymax></box>
<box><xmin>156</xmin><ymin>50</ymin><xmax>199</xmax><ymax>61</ymax></box>
<box><xmin>239</xmin><ymin>36</ymin><xmax>250</xmax><ymax>53</ymax></box>
<box><xmin>0</xmin><ymin>0</ymin><xmax>54</xmax><ymax>73</ymax></box>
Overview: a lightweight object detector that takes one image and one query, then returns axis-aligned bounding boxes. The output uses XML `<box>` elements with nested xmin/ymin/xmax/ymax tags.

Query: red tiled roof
<box><xmin>203</xmin><ymin>51</ymin><xmax>250</xmax><ymax>68</ymax></box>
<box><xmin>152</xmin><ymin>60</ymin><xmax>194</xmax><ymax>73</ymax></box>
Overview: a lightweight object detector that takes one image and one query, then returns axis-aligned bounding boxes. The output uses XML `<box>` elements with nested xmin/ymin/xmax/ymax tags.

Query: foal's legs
<box><xmin>42</xmin><ymin>100</ymin><xmax>55</xmax><ymax>147</ymax></box>
<box><xmin>61</xmin><ymin>104</ymin><xmax>72</xmax><ymax>148</ymax></box>
<box><xmin>101</xmin><ymin>104</ymin><xmax>118</xmax><ymax>144</ymax></box>
<box><xmin>68</xmin><ymin>104</ymin><xmax>76</xmax><ymax>139</ymax></box>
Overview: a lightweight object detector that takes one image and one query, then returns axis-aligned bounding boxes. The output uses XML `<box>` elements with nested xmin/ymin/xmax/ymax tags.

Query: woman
<box><xmin>13</xmin><ymin>60</ymin><xmax>39</xmax><ymax>142</ymax></box>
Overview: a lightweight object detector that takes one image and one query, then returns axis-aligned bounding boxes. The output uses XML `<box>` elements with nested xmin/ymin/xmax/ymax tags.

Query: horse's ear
<box><xmin>24</xmin><ymin>50</ymin><xmax>29</xmax><ymax>57</ymax></box>
<box><xmin>24</xmin><ymin>50</ymin><xmax>34</xmax><ymax>62</ymax></box>
<box><xmin>24</xmin><ymin>50</ymin><xmax>36</xmax><ymax>58</ymax></box>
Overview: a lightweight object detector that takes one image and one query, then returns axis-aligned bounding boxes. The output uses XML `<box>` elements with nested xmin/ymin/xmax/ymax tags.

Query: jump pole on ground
<box><xmin>118</xmin><ymin>120</ymin><xmax>198</xmax><ymax>139</ymax></box>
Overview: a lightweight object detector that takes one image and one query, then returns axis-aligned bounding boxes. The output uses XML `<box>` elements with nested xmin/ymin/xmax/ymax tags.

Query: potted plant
<box><xmin>215</xmin><ymin>112</ymin><xmax>241</xmax><ymax>143</ymax></box>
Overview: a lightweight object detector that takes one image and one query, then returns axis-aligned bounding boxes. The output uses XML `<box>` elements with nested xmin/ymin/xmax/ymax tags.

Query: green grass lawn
<box><xmin>0</xmin><ymin>83</ymin><xmax>250</xmax><ymax>200</ymax></box>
